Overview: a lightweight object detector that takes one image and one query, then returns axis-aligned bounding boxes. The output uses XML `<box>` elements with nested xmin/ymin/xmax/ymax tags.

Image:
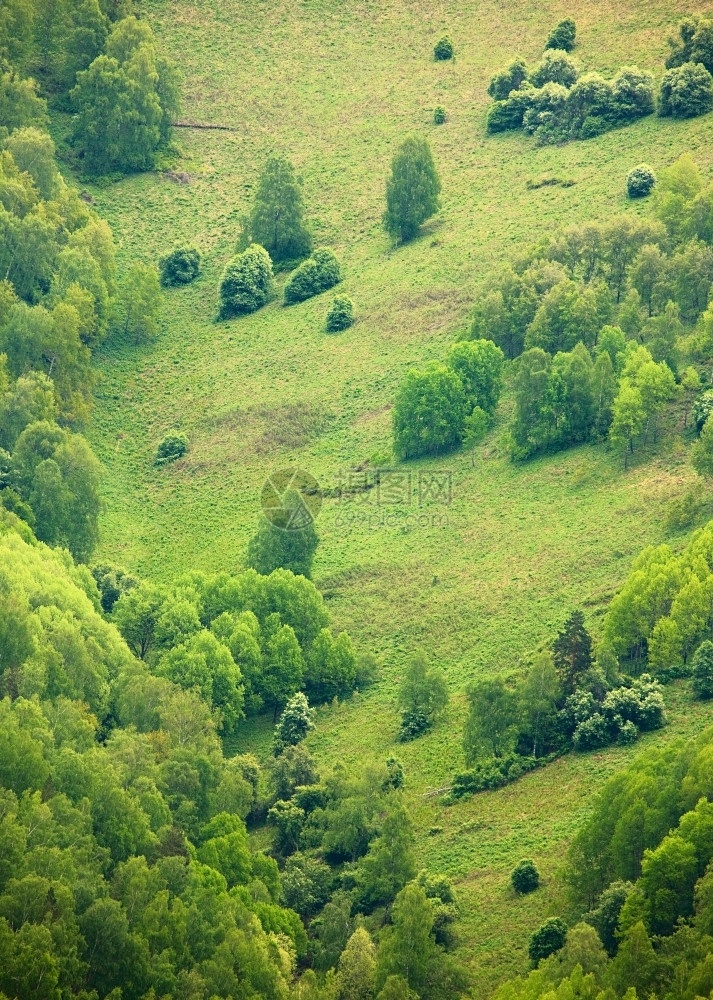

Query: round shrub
<box><xmin>618</xmin><ymin>720</ymin><xmax>639</xmax><ymax>745</ymax></box>
<box><xmin>659</xmin><ymin>62</ymin><xmax>713</xmax><ymax>118</ymax></box>
<box><xmin>627</xmin><ymin>163</ymin><xmax>656</xmax><ymax>198</ymax></box>
<box><xmin>159</xmin><ymin>246</ymin><xmax>201</xmax><ymax>287</ymax></box>
<box><xmin>572</xmin><ymin>713</ymin><xmax>609</xmax><ymax>750</ymax></box>
<box><xmin>325</xmin><ymin>295</ymin><xmax>353</xmax><ymax>332</ymax></box>
<box><xmin>546</xmin><ymin>18</ymin><xmax>576</xmax><ymax>52</ymax></box>
<box><xmin>434</xmin><ymin>105</ymin><xmax>447</xmax><ymax>124</ymax></box>
<box><xmin>511</xmin><ymin>859</ymin><xmax>539</xmax><ymax>894</ymax></box>
<box><xmin>529</xmin><ymin>49</ymin><xmax>580</xmax><ymax>88</ymax></box>
<box><xmin>284</xmin><ymin>248</ymin><xmax>341</xmax><ymax>304</ymax></box>
<box><xmin>434</xmin><ymin>35</ymin><xmax>454</xmax><ymax>61</ymax></box>
<box><xmin>218</xmin><ymin>243</ymin><xmax>274</xmax><ymax>318</ymax></box>
<box><xmin>529</xmin><ymin>917</ymin><xmax>567</xmax><ymax>966</ymax></box>
<box><xmin>155</xmin><ymin>431</ymin><xmax>188</xmax><ymax>466</ymax></box>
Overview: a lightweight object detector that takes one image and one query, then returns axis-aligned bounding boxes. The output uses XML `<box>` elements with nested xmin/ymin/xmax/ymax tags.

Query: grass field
<box><xmin>75</xmin><ymin>0</ymin><xmax>713</xmax><ymax>992</ymax></box>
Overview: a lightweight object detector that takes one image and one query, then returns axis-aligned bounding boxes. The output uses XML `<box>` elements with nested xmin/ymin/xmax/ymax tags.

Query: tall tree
<box><xmin>463</xmin><ymin>676</ymin><xmax>518</xmax><ymax>761</ymax></box>
<box><xmin>552</xmin><ymin>610</ymin><xmax>593</xmax><ymax>696</ymax></box>
<box><xmin>383</xmin><ymin>136</ymin><xmax>441</xmax><ymax>243</ymax></box>
<box><xmin>248</xmin><ymin>155</ymin><xmax>312</xmax><ymax>264</ymax></box>
<box><xmin>117</xmin><ymin>263</ymin><xmax>161</xmax><ymax>344</ymax></box>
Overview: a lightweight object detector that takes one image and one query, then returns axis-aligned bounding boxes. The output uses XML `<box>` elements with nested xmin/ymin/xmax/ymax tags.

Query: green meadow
<box><xmin>78</xmin><ymin>0</ymin><xmax>713</xmax><ymax>991</ymax></box>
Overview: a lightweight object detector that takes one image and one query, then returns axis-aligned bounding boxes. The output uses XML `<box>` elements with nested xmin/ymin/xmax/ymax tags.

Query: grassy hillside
<box><xmin>81</xmin><ymin>0</ymin><xmax>713</xmax><ymax>992</ymax></box>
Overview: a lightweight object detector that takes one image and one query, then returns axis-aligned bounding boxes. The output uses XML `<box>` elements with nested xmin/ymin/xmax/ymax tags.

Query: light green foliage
<box><xmin>392</xmin><ymin>362</ymin><xmax>467</xmax><ymax>459</ymax></box>
<box><xmin>10</xmin><ymin>420</ymin><xmax>101</xmax><ymax>561</ymax></box>
<box><xmin>383</xmin><ymin>136</ymin><xmax>441</xmax><ymax>243</ymax></box>
<box><xmin>447</xmin><ymin>338</ymin><xmax>504</xmax><ymax>414</ymax></box>
<box><xmin>246</xmin><ymin>513</ymin><xmax>319</xmax><ymax>578</ymax></box>
<box><xmin>397</xmin><ymin>649</ymin><xmax>448</xmax><ymax>740</ymax></box>
<box><xmin>273</xmin><ymin>691</ymin><xmax>315</xmax><ymax>752</ymax></box>
<box><xmin>529</xmin><ymin>49</ymin><xmax>579</xmax><ymax>89</ymax></box>
<box><xmin>116</xmin><ymin>261</ymin><xmax>161</xmax><ymax>344</ymax></box>
<box><xmin>463</xmin><ymin>676</ymin><xmax>518</xmax><ymax>761</ymax></box>
<box><xmin>70</xmin><ymin>15</ymin><xmax>180</xmax><ymax>174</ymax></box>
<box><xmin>218</xmin><ymin>243</ymin><xmax>274</xmax><ymax>318</ymax></box>
<box><xmin>307</xmin><ymin>627</ymin><xmax>357</xmax><ymax>702</ymax></box>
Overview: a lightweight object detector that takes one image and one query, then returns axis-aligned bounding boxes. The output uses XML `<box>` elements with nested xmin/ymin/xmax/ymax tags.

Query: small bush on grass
<box><xmin>155</xmin><ymin>431</ymin><xmax>188</xmax><ymax>465</ymax></box>
<box><xmin>433</xmin><ymin>105</ymin><xmax>446</xmax><ymax>124</ymax></box>
<box><xmin>160</xmin><ymin>246</ymin><xmax>201</xmax><ymax>287</ymax></box>
<box><xmin>627</xmin><ymin>164</ymin><xmax>656</xmax><ymax>198</ymax></box>
<box><xmin>325</xmin><ymin>295</ymin><xmax>353</xmax><ymax>332</ymax></box>
<box><xmin>511</xmin><ymin>859</ymin><xmax>540</xmax><ymax>894</ymax></box>
<box><xmin>434</xmin><ymin>35</ymin><xmax>454</xmax><ymax>60</ymax></box>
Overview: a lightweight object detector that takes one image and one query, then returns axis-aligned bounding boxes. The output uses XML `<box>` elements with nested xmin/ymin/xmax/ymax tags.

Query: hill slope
<box><xmin>84</xmin><ymin>0</ymin><xmax>713</xmax><ymax>991</ymax></box>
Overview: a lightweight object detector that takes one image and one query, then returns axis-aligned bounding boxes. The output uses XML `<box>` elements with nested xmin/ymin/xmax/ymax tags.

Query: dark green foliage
<box><xmin>248</xmin><ymin>154</ymin><xmax>312</xmax><ymax>264</ymax></box>
<box><xmin>159</xmin><ymin>246</ymin><xmax>201</xmax><ymax>287</ymax></box>
<box><xmin>546</xmin><ymin>18</ymin><xmax>576</xmax><ymax>52</ymax></box>
<box><xmin>449</xmin><ymin>753</ymin><xmax>544</xmax><ymax>799</ymax></box>
<box><xmin>383</xmin><ymin>136</ymin><xmax>441</xmax><ymax>243</ymax></box>
<box><xmin>585</xmin><ymin>881</ymin><xmax>633</xmax><ymax>955</ymax></box>
<box><xmin>692</xmin><ymin>639</ymin><xmax>713</xmax><ymax>698</ymax></box>
<box><xmin>392</xmin><ymin>363</ymin><xmax>467</xmax><ymax>459</ymax></box>
<box><xmin>246</xmin><ymin>513</ymin><xmax>319</xmax><ymax>578</ymax></box>
<box><xmin>486</xmin><ymin>89</ymin><xmax>534</xmax><ymax>133</ymax></box>
<box><xmin>218</xmin><ymin>243</ymin><xmax>274</xmax><ymax>318</ymax></box>
<box><xmin>284</xmin><ymin>247</ymin><xmax>341</xmax><ymax>304</ymax></box>
<box><xmin>487</xmin><ymin>58</ymin><xmax>528</xmax><ymax>100</ymax></box>
<box><xmin>529</xmin><ymin>918</ymin><xmax>567</xmax><ymax>965</ymax></box>
<box><xmin>91</xmin><ymin>562</ymin><xmax>137</xmax><ymax>613</ymax></box>
<box><xmin>325</xmin><ymin>294</ymin><xmax>353</xmax><ymax>331</ymax></box>
<box><xmin>627</xmin><ymin>163</ymin><xmax>656</xmax><ymax>198</ymax></box>
<box><xmin>154</xmin><ymin>430</ymin><xmax>188</xmax><ymax>465</ymax></box>
<box><xmin>433</xmin><ymin>35</ymin><xmax>453</xmax><ymax>60</ymax></box>
<box><xmin>433</xmin><ymin>105</ymin><xmax>446</xmax><ymax>124</ymax></box>
<box><xmin>511</xmin><ymin>859</ymin><xmax>540</xmax><ymax>894</ymax></box>
<box><xmin>553</xmin><ymin>610</ymin><xmax>593</xmax><ymax>695</ymax></box>
<box><xmin>398</xmin><ymin>709</ymin><xmax>431</xmax><ymax>742</ymax></box>
<box><xmin>659</xmin><ymin>62</ymin><xmax>713</xmax><ymax>118</ymax></box>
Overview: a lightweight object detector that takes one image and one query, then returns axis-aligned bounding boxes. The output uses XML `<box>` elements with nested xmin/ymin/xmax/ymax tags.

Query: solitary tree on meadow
<box><xmin>383</xmin><ymin>137</ymin><xmax>441</xmax><ymax>244</ymax></box>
